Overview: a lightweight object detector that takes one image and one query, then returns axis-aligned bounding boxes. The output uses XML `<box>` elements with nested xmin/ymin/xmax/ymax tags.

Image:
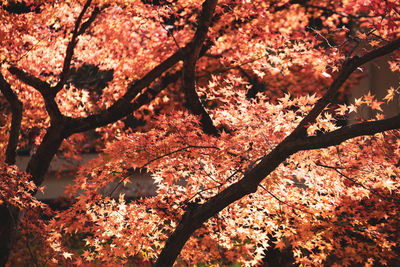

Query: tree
<box><xmin>1</xmin><ymin>0</ymin><xmax>400</xmax><ymax>266</ymax></box>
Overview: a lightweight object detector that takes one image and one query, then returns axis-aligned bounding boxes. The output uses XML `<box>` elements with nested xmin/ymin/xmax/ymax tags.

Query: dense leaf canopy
<box><xmin>1</xmin><ymin>0</ymin><xmax>400</xmax><ymax>266</ymax></box>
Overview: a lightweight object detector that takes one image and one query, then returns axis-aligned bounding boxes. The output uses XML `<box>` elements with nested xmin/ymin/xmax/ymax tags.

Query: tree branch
<box><xmin>287</xmin><ymin>37</ymin><xmax>400</xmax><ymax>139</ymax></box>
<box><xmin>0</xmin><ymin>72</ymin><xmax>22</xmax><ymax>165</ymax></box>
<box><xmin>64</xmin><ymin>48</ymin><xmax>188</xmax><ymax>134</ymax></box>
<box><xmin>315</xmin><ymin>162</ymin><xmax>390</xmax><ymax>201</ymax></box>
<box><xmin>296</xmin><ymin>114</ymin><xmax>400</xmax><ymax>150</ymax></box>
<box><xmin>8</xmin><ymin>66</ymin><xmax>64</xmax><ymax>123</ymax></box>
<box><xmin>54</xmin><ymin>0</ymin><xmax>101</xmax><ymax>92</ymax></box>
<box><xmin>181</xmin><ymin>0</ymin><xmax>219</xmax><ymax>136</ymax></box>
<box><xmin>8</xmin><ymin>66</ymin><xmax>49</xmax><ymax>94</ymax></box>
<box><xmin>6</xmin><ymin>1</ymin><xmax>102</xmax><ymax>122</ymax></box>
<box><xmin>65</xmin><ymin>0</ymin><xmax>218</xmax><ymax>135</ymax></box>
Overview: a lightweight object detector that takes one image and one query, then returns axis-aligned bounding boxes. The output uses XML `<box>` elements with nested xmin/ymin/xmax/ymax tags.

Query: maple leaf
<box><xmin>347</xmin><ymin>104</ymin><xmax>357</xmax><ymax>113</ymax></box>
<box><xmin>62</xmin><ymin>252</ymin><xmax>73</xmax><ymax>260</ymax></box>
<box><xmin>363</xmin><ymin>91</ymin><xmax>375</xmax><ymax>104</ymax></box>
<box><xmin>275</xmin><ymin>240</ymin><xmax>286</xmax><ymax>251</ymax></box>
<box><xmin>336</xmin><ymin>104</ymin><xmax>348</xmax><ymax>115</ymax></box>
<box><xmin>307</xmin><ymin>124</ymin><xmax>319</xmax><ymax>136</ymax></box>
<box><xmin>370</xmin><ymin>100</ymin><xmax>383</xmax><ymax>112</ymax></box>
<box><xmin>354</xmin><ymin>97</ymin><xmax>364</xmax><ymax>107</ymax></box>
<box><xmin>369</xmin><ymin>40</ymin><xmax>380</xmax><ymax>47</ymax></box>
<box><xmin>357</xmin><ymin>32</ymin><xmax>367</xmax><ymax>39</ymax></box>
<box><xmin>383</xmin><ymin>86</ymin><xmax>395</xmax><ymax>103</ymax></box>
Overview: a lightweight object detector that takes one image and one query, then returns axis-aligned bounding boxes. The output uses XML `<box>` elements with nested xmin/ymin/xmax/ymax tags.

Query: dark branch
<box><xmin>0</xmin><ymin>72</ymin><xmax>22</xmax><ymax>165</ymax></box>
<box><xmin>8</xmin><ymin>66</ymin><xmax>64</xmax><ymax>123</ymax></box>
<box><xmin>287</xmin><ymin>37</ymin><xmax>400</xmax><ymax>139</ymax></box>
<box><xmin>155</xmin><ymin>1</ymin><xmax>219</xmax><ymax>265</ymax></box>
<box><xmin>181</xmin><ymin>0</ymin><xmax>219</xmax><ymax>136</ymax></box>
<box><xmin>77</xmin><ymin>7</ymin><xmax>100</xmax><ymax>35</ymax></box>
<box><xmin>64</xmin><ymin>55</ymin><xmax>186</xmax><ymax>135</ymax></box>
<box><xmin>54</xmin><ymin>0</ymin><xmax>100</xmax><ymax>92</ymax></box>
<box><xmin>296</xmin><ymin>114</ymin><xmax>400</xmax><ymax>150</ymax></box>
<box><xmin>65</xmin><ymin>1</ymin><xmax>218</xmax><ymax>135</ymax></box>
<box><xmin>8</xmin><ymin>2</ymin><xmax>100</xmax><ymax>123</ymax></box>
<box><xmin>259</xmin><ymin>184</ymin><xmax>314</xmax><ymax>216</ymax></box>
<box><xmin>315</xmin><ymin>163</ymin><xmax>391</xmax><ymax>201</ymax></box>
<box><xmin>8</xmin><ymin>66</ymin><xmax>49</xmax><ymax>94</ymax></box>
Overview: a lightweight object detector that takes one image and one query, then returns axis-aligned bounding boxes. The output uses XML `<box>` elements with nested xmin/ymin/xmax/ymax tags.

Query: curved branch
<box><xmin>287</xmin><ymin>37</ymin><xmax>400</xmax><ymax>139</ymax></box>
<box><xmin>0</xmin><ymin>72</ymin><xmax>23</xmax><ymax>266</ymax></box>
<box><xmin>26</xmin><ymin>124</ymin><xmax>66</xmax><ymax>186</ymax></box>
<box><xmin>7</xmin><ymin>0</ymin><xmax>101</xmax><ymax>122</ymax></box>
<box><xmin>8</xmin><ymin>66</ymin><xmax>49</xmax><ymax>93</ymax></box>
<box><xmin>182</xmin><ymin>0</ymin><xmax>219</xmax><ymax>136</ymax></box>
<box><xmin>54</xmin><ymin>0</ymin><xmax>101</xmax><ymax>92</ymax></box>
<box><xmin>65</xmin><ymin>0</ymin><xmax>219</xmax><ymax>135</ymax></box>
<box><xmin>64</xmin><ymin>48</ymin><xmax>187</xmax><ymax>134</ymax></box>
<box><xmin>8</xmin><ymin>66</ymin><xmax>64</xmax><ymax>123</ymax></box>
<box><xmin>296</xmin><ymin>114</ymin><xmax>400</xmax><ymax>150</ymax></box>
<box><xmin>0</xmin><ymin>72</ymin><xmax>22</xmax><ymax>165</ymax></box>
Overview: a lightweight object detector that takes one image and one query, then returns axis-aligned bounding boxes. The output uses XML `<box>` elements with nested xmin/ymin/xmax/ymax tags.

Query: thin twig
<box><xmin>259</xmin><ymin>184</ymin><xmax>314</xmax><ymax>216</ymax></box>
<box><xmin>307</xmin><ymin>26</ymin><xmax>334</xmax><ymax>48</ymax></box>
<box><xmin>24</xmin><ymin>237</ymin><xmax>39</xmax><ymax>267</ymax></box>
<box><xmin>202</xmin><ymin>54</ymin><xmax>269</xmax><ymax>77</ymax></box>
<box><xmin>155</xmin><ymin>7</ymin><xmax>181</xmax><ymax>49</ymax></box>
<box><xmin>108</xmin><ymin>145</ymin><xmax>224</xmax><ymax>196</ymax></box>
<box><xmin>315</xmin><ymin>162</ymin><xmax>391</xmax><ymax>201</ymax></box>
<box><xmin>1</xmin><ymin>37</ymin><xmax>46</xmax><ymax>65</ymax></box>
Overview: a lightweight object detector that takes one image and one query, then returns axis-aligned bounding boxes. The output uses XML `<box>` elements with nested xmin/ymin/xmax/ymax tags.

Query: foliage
<box><xmin>0</xmin><ymin>0</ymin><xmax>400</xmax><ymax>266</ymax></box>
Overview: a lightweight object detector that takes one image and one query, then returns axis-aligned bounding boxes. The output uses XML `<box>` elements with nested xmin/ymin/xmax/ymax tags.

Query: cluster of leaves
<box><xmin>0</xmin><ymin>164</ymin><xmax>42</xmax><ymax>209</ymax></box>
<box><xmin>0</xmin><ymin>164</ymin><xmax>57</xmax><ymax>265</ymax></box>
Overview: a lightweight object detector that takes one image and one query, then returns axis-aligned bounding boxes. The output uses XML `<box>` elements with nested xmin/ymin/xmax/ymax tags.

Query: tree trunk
<box><xmin>0</xmin><ymin>206</ymin><xmax>18</xmax><ymax>267</ymax></box>
<box><xmin>26</xmin><ymin>124</ymin><xmax>66</xmax><ymax>186</ymax></box>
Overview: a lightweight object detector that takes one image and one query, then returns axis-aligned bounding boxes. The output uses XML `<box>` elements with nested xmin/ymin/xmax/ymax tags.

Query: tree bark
<box><xmin>181</xmin><ymin>0</ymin><xmax>219</xmax><ymax>136</ymax></box>
<box><xmin>26</xmin><ymin>124</ymin><xmax>66</xmax><ymax>186</ymax></box>
<box><xmin>0</xmin><ymin>72</ymin><xmax>23</xmax><ymax>267</ymax></box>
<box><xmin>0</xmin><ymin>206</ymin><xmax>19</xmax><ymax>267</ymax></box>
<box><xmin>0</xmin><ymin>72</ymin><xmax>22</xmax><ymax>165</ymax></box>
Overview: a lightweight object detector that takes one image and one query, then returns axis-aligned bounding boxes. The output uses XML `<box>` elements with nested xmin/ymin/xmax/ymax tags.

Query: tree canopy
<box><xmin>1</xmin><ymin>0</ymin><xmax>400</xmax><ymax>266</ymax></box>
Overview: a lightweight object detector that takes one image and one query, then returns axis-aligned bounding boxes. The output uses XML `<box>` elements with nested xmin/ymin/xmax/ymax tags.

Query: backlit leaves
<box><xmin>1</xmin><ymin>0</ymin><xmax>400</xmax><ymax>266</ymax></box>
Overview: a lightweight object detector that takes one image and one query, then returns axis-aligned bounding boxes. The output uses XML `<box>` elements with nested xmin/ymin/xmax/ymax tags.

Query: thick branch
<box><xmin>62</xmin><ymin>0</ymin><xmax>93</xmax><ymax>74</ymax></box>
<box><xmin>8</xmin><ymin>66</ymin><xmax>63</xmax><ymax>123</ymax></box>
<box><xmin>182</xmin><ymin>0</ymin><xmax>219</xmax><ymax>136</ymax></box>
<box><xmin>156</xmin><ymin>115</ymin><xmax>400</xmax><ymax>266</ymax></box>
<box><xmin>0</xmin><ymin>72</ymin><xmax>22</xmax><ymax>266</ymax></box>
<box><xmin>65</xmin><ymin>0</ymin><xmax>218</xmax><ymax>135</ymax></box>
<box><xmin>8</xmin><ymin>66</ymin><xmax>49</xmax><ymax>94</ymax></box>
<box><xmin>65</xmin><ymin>48</ymin><xmax>188</xmax><ymax>134</ymax></box>
<box><xmin>26</xmin><ymin>124</ymin><xmax>66</xmax><ymax>186</ymax></box>
<box><xmin>0</xmin><ymin>72</ymin><xmax>22</xmax><ymax>165</ymax></box>
<box><xmin>296</xmin><ymin>114</ymin><xmax>400</xmax><ymax>150</ymax></box>
<box><xmin>0</xmin><ymin>205</ymin><xmax>19</xmax><ymax>267</ymax></box>
<box><xmin>287</xmin><ymin>37</ymin><xmax>400</xmax><ymax>139</ymax></box>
